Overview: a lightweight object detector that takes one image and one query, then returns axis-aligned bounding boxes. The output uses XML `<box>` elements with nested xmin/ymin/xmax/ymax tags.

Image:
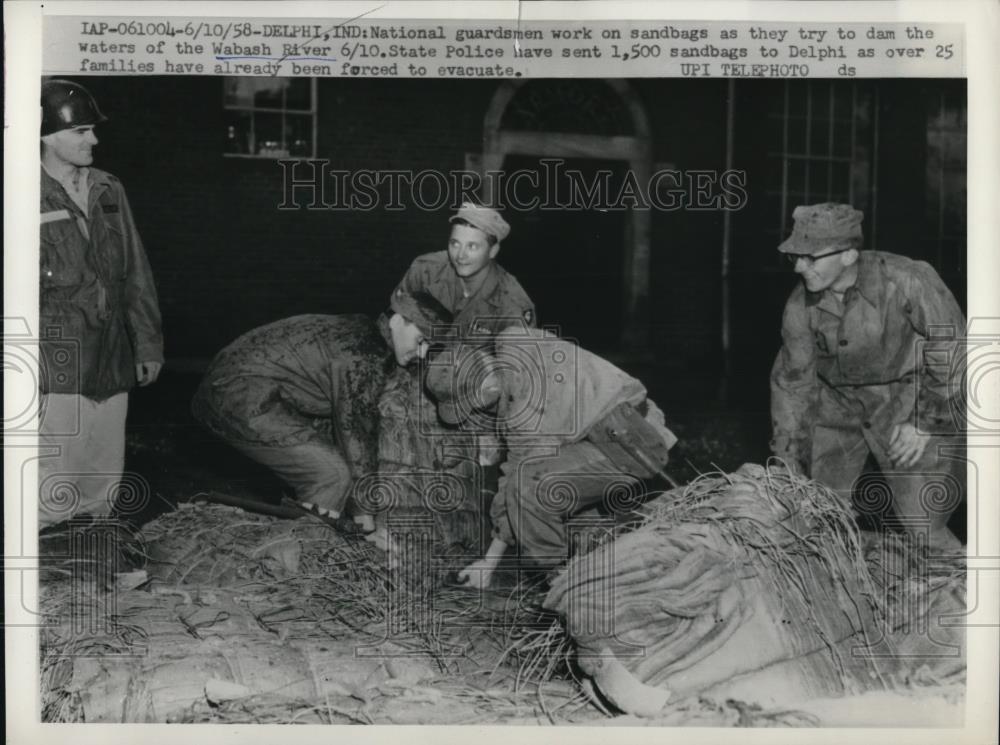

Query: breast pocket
<box><xmin>40</xmin><ymin>217</ymin><xmax>84</xmax><ymax>288</ymax></box>
<box><xmin>97</xmin><ymin>213</ymin><xmax>127</xmax><ymax>283</ymax></box>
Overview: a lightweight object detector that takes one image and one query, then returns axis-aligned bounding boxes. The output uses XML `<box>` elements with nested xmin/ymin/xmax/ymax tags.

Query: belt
<box><xmin>819</xmin><ymin>372</ymin><xmax>914</xmax><ymax>389</ymax></box>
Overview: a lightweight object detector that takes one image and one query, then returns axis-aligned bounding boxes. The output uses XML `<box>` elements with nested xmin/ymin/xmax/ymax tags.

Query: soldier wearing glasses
<box><xmin>770</xmin><ymin>202</ymin><xmax>965</xmax><ymax>550</ymax></box>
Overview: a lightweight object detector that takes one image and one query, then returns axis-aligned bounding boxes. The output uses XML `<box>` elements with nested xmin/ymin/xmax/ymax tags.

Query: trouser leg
<box><xmin>504</xmin><ymin>441</ymin><xmax>637</xmax><ymax>570</ymax></box>
<box><xmin>809</xmin><ymin>423</ymin><xmax>871</xmax><ymax>513</ymax></box>
<box><xmin>231</xmin><ymin>437</ymin><xmax>353</xmax><ymax>513</ymax></box>
<box><xmin>39</xmin><ymin>392</ymin><xmax>127</xmax><ymax>528</ymax></box>
<box><xmin>868</xmin><ymin>434</ymin><xmax>964</xmax><ymax>551</ymax></box>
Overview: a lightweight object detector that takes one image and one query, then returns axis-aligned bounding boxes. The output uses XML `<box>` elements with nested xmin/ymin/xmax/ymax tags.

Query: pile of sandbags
<box><xmin>53</xmin><ymin>592</ymin><xmax>438</xmax><ymax>723</ymax></box>
<box><xmin>40</xmin><ymin>503</ymin><xmax>436</xmax><ymax>722</ymax></box>
<box><xmin>544</xmin><ymin>463</ymin><xmax>965</xmax><ymax>717</ymax></box>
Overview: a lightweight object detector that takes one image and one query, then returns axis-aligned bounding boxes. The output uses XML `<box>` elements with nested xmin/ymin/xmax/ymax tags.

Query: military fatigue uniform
<box><xmin>393</xmin><ymin>251</ymin><xmax>535</xmax><ymax>336</ymax></box>
<box><xmin>483</xmin><ymin>329</ymin><xmax>676</xmax><ymax>569</ymax></box>
<box><xmin>771</xmin><ymin>251</ymin><xmax>965</xmax><ymax>547</ymax></box>
<box><xmin>192</xmin><ymin>314</ymin><xmax>388</xmax><ymax>512</ymax></box>
<box><xmin>39</xmin><ymin>166</ymin><xmax>163</xmax><ymax>526</ymax></box>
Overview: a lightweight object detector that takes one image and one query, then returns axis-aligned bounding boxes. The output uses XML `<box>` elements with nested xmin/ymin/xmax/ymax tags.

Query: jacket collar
<box><xmin>804</xmin><ymin>251</ymin><xmax>882</xmax><ymax>313</ymax></box>
<box><xmin>40</xmin><ymin>165</ymin><xmax>113</xmax><ymax>208</ymax></box>
<box><xmin>472</xmin><ymin>261</ymin><xmax>501</xmax><ymax>308</ymax></box>
<box><xmin>852</xmin><ymin>251</ymin><xmax>884</xmax><ymax>308</ymax></box>
<box><xmin>435</xmin><ymin>257</ymin><xmax>504</xmax><ymax>312</ymax></box>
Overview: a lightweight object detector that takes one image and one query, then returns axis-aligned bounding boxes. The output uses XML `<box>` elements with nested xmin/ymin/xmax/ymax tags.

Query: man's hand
<box><xmin>457</xmin><ymin>558</ymin><xmax>499</xmax><ymax>590</ymax></box>
<box><xmin>476</xmin><ymin>432</ymin><xmax>503</xmax><ymax>466</ymax></box>
<box><xmin>888</xmin><ymin>422</ymin><xmax>930</xmax><ymax>468</ymax></box>
<box><xmin>456</xmin><ymin>537</ymin><xmax>507</xmax><ymax>590</ymax></box>
<box><xmin>136</xmin><ymin>361</ymin><xmax>162</xmax><ymax>387</ymax></box>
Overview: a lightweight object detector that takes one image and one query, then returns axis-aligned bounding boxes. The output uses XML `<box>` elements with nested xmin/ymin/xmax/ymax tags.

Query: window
<box><xmin>766</xmin><ymin>81</ymin><xmax>876</xmax><ymax>258</ymax></box>
<box><xmin>223</xmin><ymin>78</ymin><xmax>316</xmax><ymax>158</ymax></box>
<box><xmin>924</xmin><ymin>87</ymin><xmax>967</xmax><ymax>277</ymax></box>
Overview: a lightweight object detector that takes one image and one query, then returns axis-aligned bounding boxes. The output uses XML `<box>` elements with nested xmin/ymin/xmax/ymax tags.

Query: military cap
<box><xmin>449</xmin><ymin>202</ymin><xmax>511</xmax><ymax>242</ymax></box>
<box><xmin>778</xmin><ymin>202</ymin><xmax>864</xmax><ymax>255</ymax></box>
<box><xmin>390</xmin><ymin>289</ymin><xmax>452</xmax><ymax>338</ymax></box>
<box><xmin>425</xmin><ymin>344</ymin><xmax>500</xmax><ymax>425</ymax></box>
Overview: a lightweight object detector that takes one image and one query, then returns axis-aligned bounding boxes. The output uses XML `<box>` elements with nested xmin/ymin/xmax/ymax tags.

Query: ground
<box><xmin>37</xmin><ymin>365</ymin><xmax>965</xmax><ymax>726</ymax></box>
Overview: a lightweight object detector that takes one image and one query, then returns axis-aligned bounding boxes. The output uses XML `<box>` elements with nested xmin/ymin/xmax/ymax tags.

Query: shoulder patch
<box><xmin>523</xmin><ymin>308</ymin><xmax>534</xmax><ymax>325</ymax></box>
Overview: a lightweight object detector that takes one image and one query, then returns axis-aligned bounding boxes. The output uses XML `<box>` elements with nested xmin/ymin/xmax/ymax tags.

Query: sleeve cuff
<box><xmin>134</xmin><ymin>343</ymin><xmax>165</xmax><ymax>364</ymax></box>
<box><xmin>915</xmin><ymin>393</ymin><xmax>960</xmax><ymax>433</ymax></box>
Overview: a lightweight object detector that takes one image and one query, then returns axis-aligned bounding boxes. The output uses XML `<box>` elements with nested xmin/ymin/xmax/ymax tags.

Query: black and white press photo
<box><xmin>5</xmin><ymin>2</ymin><xmax>999</xmax><ymax>740</ymax></box>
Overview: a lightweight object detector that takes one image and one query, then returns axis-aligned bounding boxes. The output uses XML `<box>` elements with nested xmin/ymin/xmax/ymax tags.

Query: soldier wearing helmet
<box><xmin>38</xmin><ymin>79</ymin><xmax>164</xmax><ymax>528</ymax></box>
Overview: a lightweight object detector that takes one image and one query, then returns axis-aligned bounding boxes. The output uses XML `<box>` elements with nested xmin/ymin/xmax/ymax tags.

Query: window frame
<box><xmin>222</xmin><ymin>77</ymin><xmax>318</xmax><ymax>160</ymax></box>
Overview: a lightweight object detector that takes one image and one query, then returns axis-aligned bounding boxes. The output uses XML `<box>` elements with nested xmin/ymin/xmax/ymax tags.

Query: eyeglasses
<box><xmin>785</xmin><ymin>247</ymin><xmax>853</xmax><ymax>266</ymax></box>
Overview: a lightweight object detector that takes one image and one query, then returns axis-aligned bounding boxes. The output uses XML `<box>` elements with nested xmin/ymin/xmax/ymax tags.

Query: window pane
<box><xmin>811</xmin><ymin>83</ymin><xmax>830</xmax><ymax>122</ymax></box>
<box><xmin>287</xmin><ymin>115</ymin><xmax>312</xmax><ymax>156</ymax></box>
<box><xmin>853</xmin><ymin>92</ymin><xmax>872</xmax><ymax>128</ymax></box>
<box><xmin>767</xmin><ymin>117</ymin><xmax>785</xmax><ymax>153</ymax></box>
<box><xmin>223</xmin><ymin>78</ymin><xmax>255</xmax><ymax>108</ymax></box>
<box><xmin>254</xmin><ymin>113</ymin><xmax>287</xmax><ymax>157</ymax></box>
<box><xmin>833</xmin><ymin>83</ymin><xmax>853</xmax><ymax>122</ymax></box>
<box><xmin>787</xmin><ymin>85</ymin><xmax>806</xmax><ymax>117</ymax></box>
<box><xmin>768</xmin><ymin>191</ymin><xmax>784</xmax><ymax>221</ymax></box>
<box><xmin>285</xmin><ymin>79</ymin><xmax>312</xmax><ymax>111</ymax></box>
<box><xmin>831</xmin><ymin>162</ymin><xmax>850</xmax><ymax>198</ymax></box>
<box><xmin>833</xmin><ymin>123</ymin><xmax>852</xmax><ymax>158</ymax></box>
<box><xmin>223</xmin><ymin>78</ymin><xmax>293</xmax><ymax>109</ymax></box>
<box><xmin>252</xmin><ymin>79</ymin><xmax>289</xmax><ymax>109</ymax></box>
<box><xmin>224</xmin><ymin>110</ymin><xmax>253</xmax><ymax>155</ymax></box>
<box><xmin>787</xmin><ymin>119</ymin><xmax>807</xmax><ymax>155</ymax></box>
<box><xmin>810</xmin><ymin>117</ymin><xmax>831</xmax><ymax>157</ymax></box>
<box><xmin>767</xmin><ymin>155</ymin><xmax>785</xmax><ymax>192</ymax></box>
<box><xmin>810</xmin><ymin>160</ymin><xmax>830</xmax><ymax>200</ymax></box>
<box><xmin>787</xmin><ymin>158</ymin><xmax>806</xmax><ymax>193</ymax></box>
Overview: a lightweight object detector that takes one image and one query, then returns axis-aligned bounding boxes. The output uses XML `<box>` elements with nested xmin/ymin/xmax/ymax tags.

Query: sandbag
<box><xmin>69</xmin><ymin>633</ymin><xmax>436</xmax><ymax>722</ymax></box>
<box><xmin>544</xmin><ymin>463</ymin><xmax>963</xmax><ymax>715</ymax></box>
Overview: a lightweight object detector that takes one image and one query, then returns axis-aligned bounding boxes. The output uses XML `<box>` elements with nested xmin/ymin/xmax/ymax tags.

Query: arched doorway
<box><xmin>479</xmin><ymin>79</ymin><xmax>652</xmax><ymax>352</ymax></box>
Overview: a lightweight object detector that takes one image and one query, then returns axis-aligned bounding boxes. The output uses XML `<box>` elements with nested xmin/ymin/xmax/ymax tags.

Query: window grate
<box><xmin>771</xmin><ymin>81</ymin><xmax>876</xmax><ymax>264</ymax></box>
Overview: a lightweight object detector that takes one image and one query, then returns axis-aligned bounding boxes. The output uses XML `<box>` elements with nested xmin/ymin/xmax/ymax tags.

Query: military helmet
<box><xmin>41</xmin><ymin>79</ymin><xmax>108</xmax><ymax>136</ymax></box>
